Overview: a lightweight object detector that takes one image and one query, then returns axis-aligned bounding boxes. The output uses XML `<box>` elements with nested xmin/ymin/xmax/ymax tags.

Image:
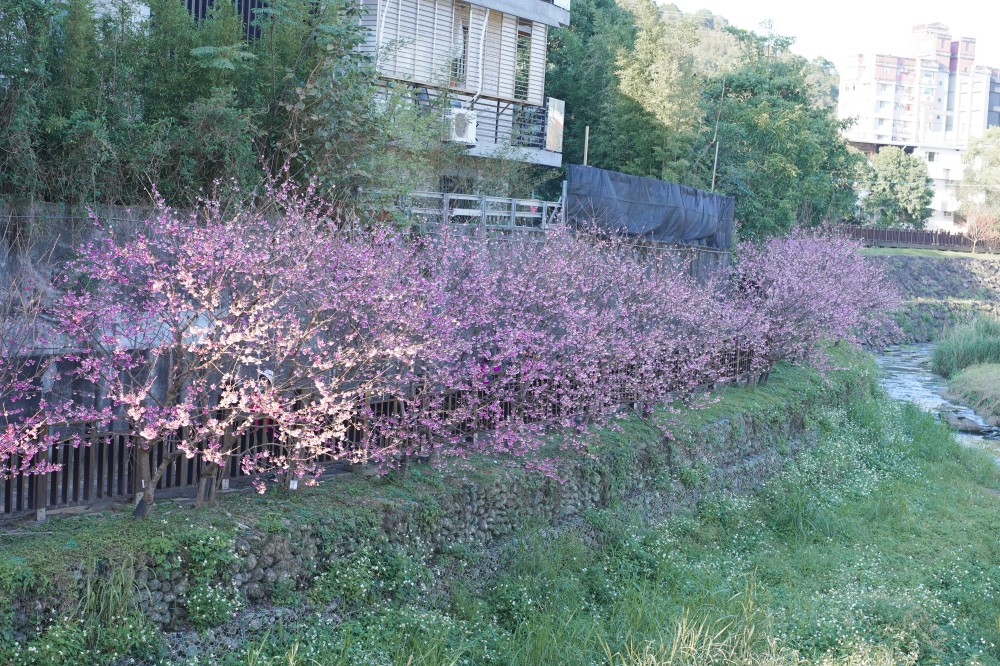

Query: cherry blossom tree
<box><xmin>7</xmin><ymin>186</ymin><xmax>900</xmax><ymax>518</ymax></box>
<box><xmin>730</xmin><ymin>230</ymin><xmax>900</xmax><ymax>379</ymax></box>
<box><xmin>51</xmin><ymin>185</ymin><xmax>431</xmax><ymax>511</ymax></box>
<box><xmin>961</xmin><ymin>211</ymin><xmax>1000</xmax><ymax>254</ymax></box>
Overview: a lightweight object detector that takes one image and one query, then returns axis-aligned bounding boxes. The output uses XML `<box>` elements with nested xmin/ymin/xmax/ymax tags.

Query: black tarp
<box><xmin>565</xmin><ymin>165</ymin><xmax>735</xmax><ymax>250</ymax></box>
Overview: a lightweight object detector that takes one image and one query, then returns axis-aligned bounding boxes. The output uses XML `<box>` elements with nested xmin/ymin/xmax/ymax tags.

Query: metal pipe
<box><xmin>471</xmin><ymin>8</ymin><xmax>491</xmax><ymax>106</ymax></box>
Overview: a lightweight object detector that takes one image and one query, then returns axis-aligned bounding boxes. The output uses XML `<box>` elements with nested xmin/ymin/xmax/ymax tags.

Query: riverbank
<box><xmin>202</xmin><ymin>357</ymin><xmax>1000</xmax><ymax>665</ymax></box>
<box><xmin>870</xmin><ymin>253</ymin><xmax>1000</xmax><ymax>343</ymax></box>
<box><xmin>2</xmin><ymin>348</ymin><xmax>999</xmax><ymax>664</ymax></box>
<box><xmin>950</xmin><ymin>365</ymin><xmax>1000</xmax><ymax>426</ymax></box>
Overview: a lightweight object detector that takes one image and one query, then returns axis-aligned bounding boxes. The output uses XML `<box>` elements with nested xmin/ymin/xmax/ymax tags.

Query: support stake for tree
<box><xmin>33</xmin><ymin>427</ymin><xmax>50</xmax><ymax>522</ymax></box>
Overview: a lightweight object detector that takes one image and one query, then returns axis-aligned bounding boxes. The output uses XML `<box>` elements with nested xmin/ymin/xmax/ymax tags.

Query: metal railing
<box><xmin>402</xmin><ymin>191</ymin><xmax>562</xmax><ymax>228</ymax></box>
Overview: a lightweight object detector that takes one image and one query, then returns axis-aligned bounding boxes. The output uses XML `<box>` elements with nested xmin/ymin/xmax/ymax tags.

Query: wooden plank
<box><xmin>71</xmin><ymin>443</ymin><xmax>81</xmax><ymax>503</ymax></box>
<box><xmin>49</xmin><ymin>444</ymin><xmax>59</xmax><ymax>506</ymax></box>
<box><xmin>85</xmin><ymin>438</ymin><xmax>96</xmax><ymax>501</ymax></box>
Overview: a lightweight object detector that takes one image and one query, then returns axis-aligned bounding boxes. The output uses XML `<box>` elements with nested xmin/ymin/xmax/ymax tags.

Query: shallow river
<box><xmin>876</xmin><ymin>343</ymin><xmax>1000</xmax><ymax>461</ymax></box>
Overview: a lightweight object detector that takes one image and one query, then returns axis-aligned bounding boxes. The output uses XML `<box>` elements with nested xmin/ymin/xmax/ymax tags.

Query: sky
<box><xmin>669</xmin><ymin>0</ymin><xmax>1000</xmax><ymax>70</ymax></box>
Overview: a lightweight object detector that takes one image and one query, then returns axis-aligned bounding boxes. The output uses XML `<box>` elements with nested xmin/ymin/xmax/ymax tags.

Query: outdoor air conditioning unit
<box><xmin>444</xmin><ymin>108</ymin><xmax>477</xmax><ymax>146</ymax></box>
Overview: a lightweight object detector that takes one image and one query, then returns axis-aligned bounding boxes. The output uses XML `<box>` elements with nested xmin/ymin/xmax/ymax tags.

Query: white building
<box><xmin>837</xmin><ymin>23</ymin><xmax>1000</xmax><ymax>230</ymax></box>
<box><xmin>358</xmin><ymin>0</ymin><xmax>569</xmax><ymax>167</ymax></box>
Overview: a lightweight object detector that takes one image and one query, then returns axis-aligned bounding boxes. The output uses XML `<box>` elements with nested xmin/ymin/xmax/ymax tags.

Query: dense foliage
<box><xmin>961</xmin><ymin>127</ymin><xmax>1000</xmax><ymax>218</ymax></box>
<box><xmin>857</xmin><ymin>146</ymin><xmax>933</xmax><ymax>228</ymax></box>
<box><xmin>1</xmin><ymin>184</ymin><xmax>898</xmax><ymax>511</ymax></box>
<box><xmin>0</xmin><ymin>0</ymin><xmax>468</xmax><ymax>220</ymax></box>
<box><xmin>545</xmin><ymin>2</ymin><xmax>861</xmax><ymax>237</ymax></box>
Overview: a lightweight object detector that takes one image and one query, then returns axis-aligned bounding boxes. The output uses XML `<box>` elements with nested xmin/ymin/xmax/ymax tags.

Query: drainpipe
<box><xmin>470</xmin><ymin>8</ymin><xmax>490</xmax><ymax>106</ymax></box>
<box><xmin>376</xmin><ymin>0</ymin><xmax>393</xmax><ymax>68</ymax></box>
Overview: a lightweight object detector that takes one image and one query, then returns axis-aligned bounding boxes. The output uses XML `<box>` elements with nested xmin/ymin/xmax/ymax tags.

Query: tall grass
<box><xmin>949</xmin><ymin>363</ymin><xmax>1000</xmax><ymax>422</ymax></box>
<box><xmin>931</xmin><ymin>317</ymin><xmax>1000</xmax><ymax>377</ymax></box>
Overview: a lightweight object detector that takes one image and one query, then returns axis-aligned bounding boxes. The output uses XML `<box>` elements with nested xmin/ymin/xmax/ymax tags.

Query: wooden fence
<box><xmin>2</xmin><ymin>422</ymin><xmax>280</xmax><ymax>522</ymax></box>
<box><xmin>2</xmin><ymin>341</ymin><xmax>758</xmax><ymax>523</ymax></box>
<box><xmin>834</xmin><ymin>224</ymin><xmax>1000</xmax><ymax>253</ymax></box>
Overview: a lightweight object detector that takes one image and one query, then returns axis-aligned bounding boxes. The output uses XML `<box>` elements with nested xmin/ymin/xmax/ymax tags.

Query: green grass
<box><xmin>222</xmin><ymin>386</ymin><xmax>1000</xmax><ymax>665</ymax></box>
<box><xmin>4</xmin><ymin>349</ymin><xmax>999</xmax><ymax>665</ymax></box>
<box><xmin>932</xmin><ymin>317</ymin><xmax>1000</xmax><ymax>377</ymax></box>
<box><xmin>949</xmin><ymin>363</ymin><xmax>1000</xmax><ymax>425</ymax></box>
<box><xmin>861</xmin><ymin>247</ymin><xmax>1000</xmax><ymax>260</ymax></box>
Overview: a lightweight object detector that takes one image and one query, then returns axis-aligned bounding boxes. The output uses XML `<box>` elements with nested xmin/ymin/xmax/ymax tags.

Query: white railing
<box><xmin>401</xmin><ymin>191</ymin><xmax>562</xmax><ymax>228</ymax></box>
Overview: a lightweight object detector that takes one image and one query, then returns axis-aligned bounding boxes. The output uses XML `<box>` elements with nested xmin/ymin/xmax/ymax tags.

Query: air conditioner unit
<box><xmin>444</xmin><ymin>108</ymin><xmax>477</xmax><ymax>146</ymax></box>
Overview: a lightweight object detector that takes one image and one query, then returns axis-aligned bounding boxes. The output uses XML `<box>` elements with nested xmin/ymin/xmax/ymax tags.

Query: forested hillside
<box><xmin>546</xmin><ymin>1</ymin><xmax>857</xmax><ymax>237</ymax></box>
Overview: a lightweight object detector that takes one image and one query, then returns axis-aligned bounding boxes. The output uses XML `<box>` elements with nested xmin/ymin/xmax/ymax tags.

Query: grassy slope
<box><xmin>232</xmin><ymin>357</ymin><xmax>1000</xmax><ymax>666</ymax></box>
<box><xmin>950</xmin><ymin>364</ymin><xmax>1000</xmax><ymax>426</ymax></box>
<box><xmin>3</xmin><ymin>349</ymin><xmax>1000</xmax><ymax>665</ymax></box>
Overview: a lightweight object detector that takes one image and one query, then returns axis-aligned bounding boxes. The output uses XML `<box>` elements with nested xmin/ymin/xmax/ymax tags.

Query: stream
<box><xmin>876</xmin><ymin>343</ymin><xmax>1000</xmax><ymax>461</ymax></box>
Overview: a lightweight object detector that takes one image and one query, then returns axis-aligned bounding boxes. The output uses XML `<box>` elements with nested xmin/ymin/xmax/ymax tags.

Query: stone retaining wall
<box><xmin>873</xmin><ymin>254</ymin><xmax>1000</xmax><ymax>342</ymax></box>
<box><xmin>132</xmin><ymin>382</ymin><xmax>847</xmax><ymax>630</ymax></box>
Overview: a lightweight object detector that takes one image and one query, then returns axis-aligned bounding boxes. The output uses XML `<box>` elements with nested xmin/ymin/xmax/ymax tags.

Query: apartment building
<box><xmin>358</xmin><ymin>0</ymin><xmax>569</xmax><ymax>167</ymax></box>
<box><xmin>837</xmin><ymin>23</ymin><xmax>1000</xmax><ymax>229</ymax></box>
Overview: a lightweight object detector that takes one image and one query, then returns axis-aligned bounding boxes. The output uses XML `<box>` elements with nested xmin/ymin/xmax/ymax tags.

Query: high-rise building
<box><xmin>837</xmin><ymin>23</ymin><xmax>1000</xmax><ymax>229</ymax></box>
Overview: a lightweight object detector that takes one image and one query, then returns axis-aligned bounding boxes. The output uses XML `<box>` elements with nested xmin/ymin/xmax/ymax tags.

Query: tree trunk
<box><xmin>195</xmin><ymin>462</ymin><xmax>221</xmax><ymax>507</ymax></box>
<box><xmin>132</xmin><ymin>445</ymin><xmax>154</xmax><ymax>518</ymax></box>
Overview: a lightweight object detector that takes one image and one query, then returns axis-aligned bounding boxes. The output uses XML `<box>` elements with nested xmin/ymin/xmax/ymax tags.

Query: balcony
<box><xmin>458</xmin><ymin>93</ymin><xmax>564</xmax><ymax>167</ymax></box>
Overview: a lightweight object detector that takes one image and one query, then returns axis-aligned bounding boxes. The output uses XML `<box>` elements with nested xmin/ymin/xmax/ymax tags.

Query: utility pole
<box><xmin>711</xmin><ymin>141</ymin><xmax>720</xmax><ymax>190</ymax></box>
<box><xmin>583</xmin><ymin>125</ymin><xmax>590</xmax><ymax>166</ymax></box>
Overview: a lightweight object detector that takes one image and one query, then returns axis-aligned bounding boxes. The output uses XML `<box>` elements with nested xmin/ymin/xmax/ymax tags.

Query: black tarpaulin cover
<box><xmin>565</xmin><ymin>165</ymin><xmax>735</xmax><ymax>250</ymax></box>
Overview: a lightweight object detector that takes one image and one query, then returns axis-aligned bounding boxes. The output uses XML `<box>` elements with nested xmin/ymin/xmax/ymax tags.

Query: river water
<box><xmin>876</xmin><ymin>343</ymin><xmax>1000</xmax><ymax>461</ymax></box>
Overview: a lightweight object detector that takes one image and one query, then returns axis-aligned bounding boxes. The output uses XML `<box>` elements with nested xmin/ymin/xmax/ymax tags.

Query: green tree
<box><xmin>803</xmin><ymin>56</ymin><xmax>839</xmax><ymax>110</ymax></box>
<box><xmin>545</xmin><ymin>0</ymin><xmax>635</xmax><ymax>171</ymax></box>
<box><xmin>546</xmin><ymin>0</ymin><xmax>701</xmax><ymax>182</ymax></box>
<box><xmin>692</xmin><ymin>29</ymin><xmax>860</xmax><ymax>238</ymax></box>
<box><xmin>613</xmin><ymin>0</ymin><xmax>700</xmax><ymax>181</ymax></box>
<box><xmin>960</xmin><ymin>126</ymin><xmax>1000</xmax><ymax>217</ymax></box>
<box><xmin>0</xmin><ymin>0</ymin><xmax>52</xmax><ymax>218</ymax></box>
<box><xmin>859</xmin><ymin>146</ymin><xmax>933</xmax><ymax>228</ymax></box>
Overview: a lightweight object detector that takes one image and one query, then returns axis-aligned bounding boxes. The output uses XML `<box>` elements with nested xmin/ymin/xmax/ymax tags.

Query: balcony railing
<box><xmin>402</xmin><ymin>191</ymin><xmax>562</xmax><ymax>228</ymax></box>
<box><xmin>458</xmin><ymin>93</ymin><xmax>564</xmax><ymax>154</ymax></box>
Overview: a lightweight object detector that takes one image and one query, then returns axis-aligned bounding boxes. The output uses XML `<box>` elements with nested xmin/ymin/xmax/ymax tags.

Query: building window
<box><xmin>514</xmin><ymin>20</ymin><xmax>532</xmax><ymax>101</ymax></box>
<box><xmin>927</xmin><ymin>152</ymin><xmax>936</xmax><ymax>162</ymax></box>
